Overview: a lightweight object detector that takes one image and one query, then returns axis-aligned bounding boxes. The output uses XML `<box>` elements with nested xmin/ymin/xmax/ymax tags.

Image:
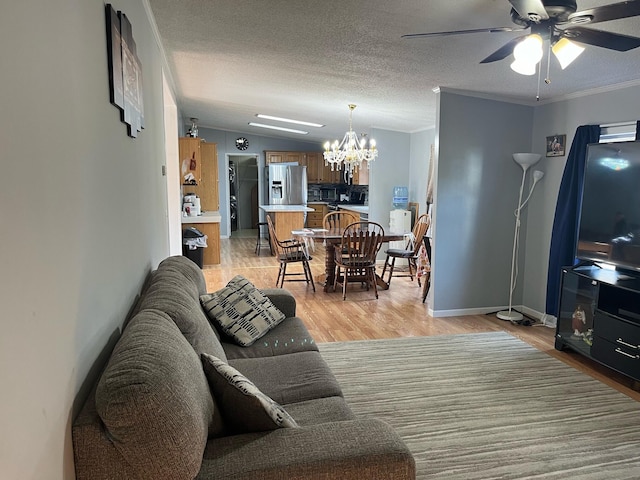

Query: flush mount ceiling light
<box><xmin>248</xmin><ymin>122</ymin><xmax>309</xmax><ymax>135</ymax></box>
<box><xmin>256</xmin><ymin>114</ymin><xmax>324</xmax><ymax>128</ymax></box>
<box><xmin>323</xmin><ymin>104</ymin><xmax>378</xmax><ymax>179</ymax></box>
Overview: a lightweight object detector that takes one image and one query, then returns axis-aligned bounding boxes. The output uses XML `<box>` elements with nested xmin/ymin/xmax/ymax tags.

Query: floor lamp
<box><xmin>497</xmin><ymin>153</ymin><xmax>544</xmax><ymax>323</ymax></box>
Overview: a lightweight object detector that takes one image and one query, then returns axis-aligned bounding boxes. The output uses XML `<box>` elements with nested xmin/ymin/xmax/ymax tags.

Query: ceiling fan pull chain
<box><xmin>536</xmin><ymin>61</ymin><xmax>541</xmax><ymax>102</ymax></box>
<box><xmin>545</xmin><ymin>37</ymin><xmax>552</xmax><ymax>85</ymax></box>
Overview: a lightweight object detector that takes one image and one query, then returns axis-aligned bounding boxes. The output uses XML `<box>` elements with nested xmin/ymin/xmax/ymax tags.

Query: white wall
<box><xmin>523</xmin><ymin>84</ymin><xmax>640</xmax><ymax>315</ymax></box>
<box><xmin>433</xmin><ymin>91</ymin><xmax>534</xmax><ymax>315</ymax></box>
<box><xmin>0</xmin><ymin>2</ymin><xmax>170</xmax><ymax>478</ymax></box>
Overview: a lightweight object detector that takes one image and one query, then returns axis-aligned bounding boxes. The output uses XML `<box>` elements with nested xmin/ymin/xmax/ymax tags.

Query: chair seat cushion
<box><xmin>385</xmin><ymin>248</ymin><xmax>413</xmax><ymax>257</ymax></box>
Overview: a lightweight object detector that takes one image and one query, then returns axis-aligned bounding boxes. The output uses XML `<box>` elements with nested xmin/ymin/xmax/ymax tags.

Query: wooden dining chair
<box><xmin>381</xmin><ymin>213</ymin><xmax>431</xmax><ymax>287</ymax></box>
<box><xmin>266</xmin><ymin>216</ymin><xmax>315</xmax><ymax>291</ymax></box>
<box><xmin>333</xmin><ymin>221</ymin><xmax>385</xmax><ymax>300</ymax></box>
<box><xmin>323</xmin><ymin>211</ymin><xmax>358</xmax><ymax>231</ymax></box>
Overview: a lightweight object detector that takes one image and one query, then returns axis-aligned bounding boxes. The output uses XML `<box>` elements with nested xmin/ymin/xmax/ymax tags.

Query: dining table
<box><xmin>292</xmin><ymin>227</ymin><xmax>407</xmax><ymax>293</ymax></box>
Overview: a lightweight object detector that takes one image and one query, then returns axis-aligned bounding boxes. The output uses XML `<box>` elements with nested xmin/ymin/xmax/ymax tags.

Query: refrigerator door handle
<box><xmin>286</xmin><ymin>170</ymin><xmax>291</xmax><ymax>204</ymax></box>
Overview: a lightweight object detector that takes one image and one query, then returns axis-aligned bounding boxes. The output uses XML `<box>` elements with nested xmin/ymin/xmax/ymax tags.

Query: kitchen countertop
<box><xmin>259</xmin><ymin>205</ymin><xmax>314</xmax><ymax>212</ymax></box>
<box><xmin>339</xmin><ymin>205</ymin><xmax>369</xmax><ymax>215</ymax></box>
<box><xmin>181</xmin><ymin>211</ymin><xmax>222</xmax><ymax>224</ymax></box>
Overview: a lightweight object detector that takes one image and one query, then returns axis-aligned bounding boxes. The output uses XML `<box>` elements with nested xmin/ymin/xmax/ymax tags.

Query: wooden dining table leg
<box><xmin>324</xmin><ymin>243</ymin><xmax>336</xmax><ymax>293</ymax></box>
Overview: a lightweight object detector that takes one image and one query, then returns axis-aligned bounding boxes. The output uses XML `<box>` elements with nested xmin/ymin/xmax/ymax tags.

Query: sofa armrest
<box><xmin>261</xmin><ymin>288</ymin><xmax>296</xmax><ymax>318</ymax></box>
<box><xmin>198</xmin><ymin>418</ymin><xmax>415</xmax><ymax>480</ymax></box>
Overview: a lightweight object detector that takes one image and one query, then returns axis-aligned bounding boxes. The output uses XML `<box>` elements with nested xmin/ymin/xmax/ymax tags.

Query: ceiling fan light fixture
<box><xmin>510</xmin><ymin>59</ymin><xmax>537</xmax><ymax>75</ymax></box>
<box><xmin>513</xmin><ymin>34</ymin><xmax>544</xmax><ymax>64</ymax></box>
<box><xmin>552</xmin><ymin>37</ymin><xmax>585</xmax><ymax>69</ymax></box>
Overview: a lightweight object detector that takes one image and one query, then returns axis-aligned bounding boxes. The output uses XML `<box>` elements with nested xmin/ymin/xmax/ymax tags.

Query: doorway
<box><xmin>228</xmin><ymin>154</ymin><xmax>259</xmax><ymax>237</ymax></box>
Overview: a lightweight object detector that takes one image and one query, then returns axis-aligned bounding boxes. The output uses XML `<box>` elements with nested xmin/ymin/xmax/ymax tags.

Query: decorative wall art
<box><xmin>546</xmin><ymin>134</ymin><xmax>566</xmax><ymax>157</ymax></box>
<box><xmin>105</xmin><ymin>5</ymin><xmax>144</xmax><ymax>138</ymax></box>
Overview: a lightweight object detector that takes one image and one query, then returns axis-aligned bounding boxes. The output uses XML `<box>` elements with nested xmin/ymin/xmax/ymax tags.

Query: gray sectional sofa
<box><xmin>72</xmin><ymin>255</ymin><xmax>415</xmax><ymax>479</ymax></box>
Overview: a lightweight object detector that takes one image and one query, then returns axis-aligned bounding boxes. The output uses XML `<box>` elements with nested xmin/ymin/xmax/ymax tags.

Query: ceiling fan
<box><xmin>403</xmin><ymin>0</ymin><xmax>640</xmax><ymax>69</ymax></box>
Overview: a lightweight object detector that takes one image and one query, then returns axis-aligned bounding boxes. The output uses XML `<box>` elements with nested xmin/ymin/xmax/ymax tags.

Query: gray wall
<box><xmin>369</xmin><ymin>128</ymin><xmax>412</xmax><ymax>229</ymax></box>
<box><xmin>433</xmin><ymin>91</ymin><xmax>535</xmax><ymax>314</ymax></box>
<box><xmin>524</xmin><ymin>84</ymin><xmax>640</xmax><ymax>317</ymax></box>
<box><xmin>195</xmin><ymin>127</ymin><xmax>324</xmax><ymax>236</ymax></box>
<box><xmin>409</xmin><ymin>128</ymin><xmax>436</xmax><ymax>212</ymax></box>
<box><xmin>0</xmin><ymin>2</ymin><xmax>170</xmax><ymax>478</ymax></box>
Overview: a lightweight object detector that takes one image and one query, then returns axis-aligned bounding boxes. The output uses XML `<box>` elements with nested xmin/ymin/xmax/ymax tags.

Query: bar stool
<box><xmin>255</xmin><ymin>222</ymin><xmax>272</xmax><ymax>255</ymax></box>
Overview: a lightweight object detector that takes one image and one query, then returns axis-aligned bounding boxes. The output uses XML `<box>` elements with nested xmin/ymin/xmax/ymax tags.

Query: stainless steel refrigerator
<box><xmin>266</xmin><ymin>164</ymin><xmax>307</xmax><ymax>205</ymax></box>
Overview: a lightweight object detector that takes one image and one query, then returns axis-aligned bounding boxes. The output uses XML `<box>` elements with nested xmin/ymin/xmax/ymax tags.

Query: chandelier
<box><xmin>323</xmin><ymin>104</ymin><xmax>378</xmax><ymax>178</ymax></box>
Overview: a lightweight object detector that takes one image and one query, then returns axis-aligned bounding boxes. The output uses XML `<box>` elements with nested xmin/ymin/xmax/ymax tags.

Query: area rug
<box><xmin>318</xmin><ymin>332</ymin><xmax>640</xmax><ymax>479</ymax></box>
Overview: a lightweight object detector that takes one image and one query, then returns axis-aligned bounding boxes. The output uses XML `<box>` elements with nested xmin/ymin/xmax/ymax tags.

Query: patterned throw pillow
<box><xmin>200</xmin><ymin>276</ymin><xmax>286</xmax><ymax>346</ymax></box>
<box><xmin>201</xmin><ymin>353</ymin><xmax>298</xmax><ymax>433</ymax></box>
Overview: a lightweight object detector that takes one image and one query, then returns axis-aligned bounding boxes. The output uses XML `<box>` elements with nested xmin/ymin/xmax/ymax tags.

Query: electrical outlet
<box><xmin>161</xmin><ymin>165</ymin><xmax>167</xmax><ymax>176</ymax></box>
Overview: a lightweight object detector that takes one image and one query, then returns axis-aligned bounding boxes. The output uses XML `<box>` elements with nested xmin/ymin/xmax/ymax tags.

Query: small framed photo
<box><xmin>546</xmin><ymin>134</ymin><xmax>566</xmax><ymax>157</ymax></box>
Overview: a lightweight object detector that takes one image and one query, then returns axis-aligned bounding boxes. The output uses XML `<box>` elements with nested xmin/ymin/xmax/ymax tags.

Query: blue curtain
<box><xmin>545</xmin><ymin>125</ymin><xmax>601</xmax><ymax>317</ymax></box>
<box><xmin>636</xmin><ymin>121</ymin><xmax>640</xmax><ymax>138</ymax></box>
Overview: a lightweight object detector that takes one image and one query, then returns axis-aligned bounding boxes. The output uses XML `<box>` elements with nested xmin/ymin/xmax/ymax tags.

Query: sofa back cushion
<box><xmin>138</xmin><ymin>268</ymin><xmax>227</xmax><ymax>362</ymax></box>
<box><xmin>95</xmin><ymin>309</ymin><xmax>224</xmax><ymax>480</ymax></box>
<box><xmin>157</xmin><ymin>255</ymin><xmax>207</xmax><ymax>296</ymax></box>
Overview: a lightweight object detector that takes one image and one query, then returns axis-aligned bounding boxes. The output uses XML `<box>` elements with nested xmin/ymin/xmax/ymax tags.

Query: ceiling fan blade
<box><xmin>480</xmin><ymin>36</ymin><xmax>527</xmax><ymax>63</ymax></box>
<box><xmin>508</xmin><ymin>0</ymin><xmax>549</xmax><ymax>21</ymax></box>
<box><xmin>569</xmin><ymin>0</ymin><xmax>640</xmax><ymax>25</ymax></box>
<box><xmin>565</xmin><ymin>27</ymin><xmax>640</xmax><ymax>51</ymax></box>
<box><xmin>401</xmin><ymin>26</ymin><xmax>524</xmax><ymax>39</ymax></box>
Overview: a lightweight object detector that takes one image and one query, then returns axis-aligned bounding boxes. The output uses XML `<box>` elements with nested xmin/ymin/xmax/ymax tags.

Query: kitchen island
<box><xmin>260</xmin><ymin>205</ymin><xmax>314</xmax><ymax>241</ymax></box>
<box><xmin>181</xmin><ymin>211</ymin><xmax>222</xmax><ymax>265</ymax></box>
<box><xmin>338</xmin><ymin>204</ymin><xmax>369</xmax><ymax>220</ymax></box>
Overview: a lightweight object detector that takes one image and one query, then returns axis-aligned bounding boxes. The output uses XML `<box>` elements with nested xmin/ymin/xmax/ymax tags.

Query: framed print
<box><xmin>408</xmin><ymin>202</ymin><xmax>419</xmax><ymax>228</ymax></box>
<box><xmin>546</xmin><ymin>134</ymin><xmax>566</xmax><ymax>157</ymax></box>
<box><xmin>105</xmin><ymin>5</ymin><xmax>124</xmax><ymax>110</ymax></box>
<box><xmin>106</xmin><ymin>6</ymin><xmax>144</xmax><ymax>138</ymax></box>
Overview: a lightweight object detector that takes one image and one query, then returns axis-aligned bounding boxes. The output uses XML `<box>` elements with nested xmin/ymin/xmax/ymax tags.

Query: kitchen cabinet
<box><xmin>306</xmin><ymin>202</ymin><xmax>328</xmax><ymax>228</ymax></box>
<box><xmin>182</xmin><ymin>221</ymin><xmax>220</xmax><ymax>265</ymax></box>
<box><xmin>181</xmin><ymin>142</ymin><xmax>219</xmax><ymax>212</ymax></box>
<box><xmin>265</xmin><ymin>151</ymin><xmax>304</xmax><ymax>165</ymax></box>
<box><xmin>179</xmin><ymin>137</ymin><xmax>202</xmax><ymax>186</ymax></box>
<box><xmin>199</xmin><ymin>143</ymin><xmax>219</xmax><ymax>211</ymax></box>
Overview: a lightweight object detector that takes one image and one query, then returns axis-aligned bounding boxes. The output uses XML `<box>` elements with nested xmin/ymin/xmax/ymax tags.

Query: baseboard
<box><xmin>430</xmin><ymin>304</ymin><xmax>556</xmax><ymax>329</ymax></box>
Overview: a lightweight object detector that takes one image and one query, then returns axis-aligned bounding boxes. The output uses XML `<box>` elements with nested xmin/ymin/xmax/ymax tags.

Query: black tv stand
<box><xmin>571</xmin><ymin>259</ymin><xmax>601</xmax><ymax>269</ymax></box>
<box><xmin>555</xmin><ymin>265</ymin><xmax>640</xmax><ymax>386</ymax></box>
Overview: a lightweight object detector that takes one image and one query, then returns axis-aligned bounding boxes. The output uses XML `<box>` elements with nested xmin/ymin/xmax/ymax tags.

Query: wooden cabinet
<box><xmin>199</xmin><ymin>143</ymin><xmax>219</xmax><ymax>211</ymax></box>
<box><xmin>182</xmin><ymin>222</ymin><xmax>220</xmax><ymax>265</ymax></box>
<box><xmin>181</xmin><ymin>141</ymin><xmax>219</xmax><ymax>212</ymax></box>
<box><xmin>179</xmin><ymin>137</ymin><xmax>202</xmax><ymax>185</ymax></box>
<box><xmin>306</xmin><ymin>153</ymin><xmax>323</xmax><ymax>183</ymax></box>
<box><xmin>306</xmin><ymin>203</ymin><xmax>328</xmax><ymax>228</ymax></box>
<box><xmin>265</xmin><ymin>151</ymin><xmax>304</xmax><ymax>164</ymax></box>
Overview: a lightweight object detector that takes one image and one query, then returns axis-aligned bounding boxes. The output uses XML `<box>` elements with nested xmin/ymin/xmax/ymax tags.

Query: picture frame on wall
<box><xmin>546</xmin><ymin>134</ymin><xmax>566</xmax><ymax>157</ymax></box>
<box><xmin>105</xmin><ymin>5</ymin><xmax>144</xmax><ymax>138</ymax></box>
<box><xmin>408</xmin><ymin>202</ymin><xmax>419</xmax><ymax>229</ymax></box>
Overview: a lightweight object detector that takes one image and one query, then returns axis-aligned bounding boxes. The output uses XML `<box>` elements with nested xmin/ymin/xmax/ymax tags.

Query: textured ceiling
<box><xmin>147</xmin><ymin>0</ymin><xmax>640</xmax><ymax>143</ymax></box>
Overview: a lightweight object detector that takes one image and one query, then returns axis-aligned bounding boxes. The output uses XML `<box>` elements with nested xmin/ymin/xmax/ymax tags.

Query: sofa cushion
<box><xmin>283</xmin><ymin>396</ymin><xmax>355</xmax><ymax>426</ymax></box>
<box><xmin>201</xmin><ymin>353</ymin><xmax>298</xmax><ymax>433</ymax></box>
<box><xmin>95</xmin><ymin>309</ymin><xmax>224</xmax><ymax>480</ymax></box>
<box><xmin>201</xmin><ymin>276</ymin><xmax>285</xmax><ymax>347</ymax></box>
<box><xmin>230</xmin><ymin>351</ymin><xmax>343</xmax><ymax>404</ymax></box>
<box><xmin>157</xmin><ymin>254</ymin><xmax>207</xmax><ymax>297</ymax></box>
<box><xmin>139</xmin><ymin>269</ymin><xmax>227</xmax><ymax>362</ymax></box>
<box><xmin>221</xmin><ymin>316</ymin><xmax>318</xmax><ymax>359</ymax></box>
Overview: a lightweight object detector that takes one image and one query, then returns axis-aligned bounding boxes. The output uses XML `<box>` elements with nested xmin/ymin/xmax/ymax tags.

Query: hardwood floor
<box><xmin>202</xmin><ymin>232</ymin><xmax>640</xmax><ymax>401</ymax></box>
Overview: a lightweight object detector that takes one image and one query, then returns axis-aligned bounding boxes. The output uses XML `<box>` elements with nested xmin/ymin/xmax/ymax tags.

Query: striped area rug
<box><xmin>318</xmin><ymin>332</ymin><xmax>640</xmax><ymax>479</ymax></box>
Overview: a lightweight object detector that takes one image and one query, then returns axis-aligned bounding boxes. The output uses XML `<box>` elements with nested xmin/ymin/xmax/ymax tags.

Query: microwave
<box><xmin>320</xmin><ymin>188</ymin><xmax>337</xmax><ymax>201</ymax></box>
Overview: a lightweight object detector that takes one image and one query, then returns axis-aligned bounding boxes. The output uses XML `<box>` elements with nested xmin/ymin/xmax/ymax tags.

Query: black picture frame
<box><xmin>105</xmin><ymin>5</ymin><xmax>124</xmax><ymax>110</ymax></box>
<box><xmin>105</xmin><ymin>5</ymin><xmax>144</xmax><ymax>138</ymax></box>
<box><xmin>546</xmin><ymin>134</ymin><xmax>566</xmax><ymax>157</ymax></box>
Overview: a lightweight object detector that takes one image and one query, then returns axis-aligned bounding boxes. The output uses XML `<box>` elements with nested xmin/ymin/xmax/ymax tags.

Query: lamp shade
<box><xmin>513</xmin><ymin>153</ymin><xmax>541</xmax><ymax>171</ymax></box>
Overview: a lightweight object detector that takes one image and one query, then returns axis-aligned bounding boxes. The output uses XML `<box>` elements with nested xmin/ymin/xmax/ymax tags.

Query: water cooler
<box><xmin>389</xmin><ymin>186</ymin><xmax>410</xmax><ymax>249</ymax></box>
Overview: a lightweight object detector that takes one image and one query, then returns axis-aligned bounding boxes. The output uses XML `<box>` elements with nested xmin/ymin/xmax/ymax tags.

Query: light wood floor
<box><xmin>202</xmin><ymin>231</ymin><xmax>640</xmax><ymax>401</ymax></box>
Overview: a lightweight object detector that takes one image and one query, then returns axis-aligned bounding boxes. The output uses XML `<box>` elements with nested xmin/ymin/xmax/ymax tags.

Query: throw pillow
<box><xmin>200</xmin><ymin>275</ymin><xmax>286</xmax><ymax>346</ymax></box>
<box><xmin>201</xmin><ymin>353</ymin><xmax>298</xmax><ymax>433</ymax></box>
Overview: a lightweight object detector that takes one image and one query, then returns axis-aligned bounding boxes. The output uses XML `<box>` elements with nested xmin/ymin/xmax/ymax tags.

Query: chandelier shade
<box><xmin>323</xmin><ymin>104</ymin><xmax>378</xmax><ymax>179</ymax></box>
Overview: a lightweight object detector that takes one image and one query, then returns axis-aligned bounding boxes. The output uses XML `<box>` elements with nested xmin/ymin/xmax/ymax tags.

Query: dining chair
<box><xmin>323</xmin><ymin>211</ymin><xmax>358</xmax><ymax>231</ymax></box>
<box><xmin>381</xmin><ymin>213</ymin><xmax>431</xmax><ymax>287</ymax></box>
<box><xmin>333</xmin><ymin>221</ymin><xmax>385</xmax><ymax>300</ymax></box>
<box><xmin>266</xmin><ymin>216</ymin><xmax>315</xmax><ymax>291</ymax></box>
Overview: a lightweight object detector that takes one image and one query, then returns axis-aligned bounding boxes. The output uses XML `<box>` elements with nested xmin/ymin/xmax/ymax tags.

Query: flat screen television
<box><xmin>577</xmin><ymin>141</ymin><xmax>640</xmax><ymax>273</ymax></box>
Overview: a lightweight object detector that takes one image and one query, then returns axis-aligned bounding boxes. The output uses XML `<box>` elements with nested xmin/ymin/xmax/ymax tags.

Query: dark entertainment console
<box><xmin>555</xmin><ymin>265</ymin><xmax>640</xmax><ymax>384</ymax></box>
